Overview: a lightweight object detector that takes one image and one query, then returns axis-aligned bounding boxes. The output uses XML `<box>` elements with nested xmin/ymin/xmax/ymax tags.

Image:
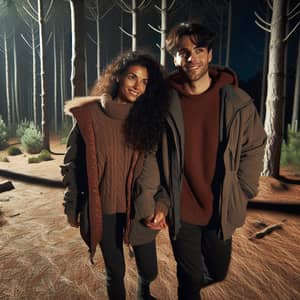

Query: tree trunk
<box><xmin>218</xmin><ymin>9</ymin><xmax>224</xmax><ymax>65</ymax></box>
<box><xmin>262</xmin><ymin>0</ymin><xmax>287</xmax><ymax>177</ymax></box>
<box><xmin>69</xmin><ymin>0</ymin><xmax>86</xmax><ymax>99</ymax></box>
<box><xmin>225</xmin><ymin>0</ymin><xmax>232</xmax><ymax>67</ymax></box>
<box><xmin>38</xmin><ymin>0</ymin><xmax>50</xmax><ymax>150</ymax></box>
<box><xmin>132</xmin><ymin>0</ymin><xmax>136</xmax><ymax>51</ymax></box>
<box><xmin>4</xmin><ymin>32</ymin><xmax>11</xmax><ymax>130</ymax></box>
<box><xmin>292</xmin><ymin>34</ymin><xmax>300</xmax><ymax>131</ymax></box>
<box><xmin>13</xmin><ymin>34</ymin><xmax>20</xmax><ymax>124</ymax></box>
<box><xmin>96</xmin><ymin>0</ymin><xmax>101</xmax><ymax>78</ymax></box>
<box><xmin>60</xmin><ymin>27</ymin><xmax>66</xmax><ymax>126</ymax></box>
<box><xmin>32</xmin><ymin>27</ymin><xmax>37</xmax><ymax>125</ymax></box>
<box><xmin>53</xmin><ymin>24</ymin><xmax>58</xmax><ymax>133</ymax></box>
<box><xmin>160</xmin><ymin>0</ymin><xmax>166</xmax><ymax>66</ymax></box>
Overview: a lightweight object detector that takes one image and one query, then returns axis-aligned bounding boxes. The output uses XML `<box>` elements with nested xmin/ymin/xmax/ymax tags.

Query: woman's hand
<box><xmin>67</xmin><ymin>216</ymin><xmax>80</xmax><ymax>228</ymax></box>
<box><xmin>144</xmin><ymin>211</ymin><xmax>167</xmax><ymax>230</ymax></box>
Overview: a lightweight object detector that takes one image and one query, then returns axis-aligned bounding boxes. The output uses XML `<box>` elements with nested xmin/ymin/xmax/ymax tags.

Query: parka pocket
<box><xmin>227</xmin><ymin>173</ymin><xmax>248</xmax><ymax>228</ymax></box>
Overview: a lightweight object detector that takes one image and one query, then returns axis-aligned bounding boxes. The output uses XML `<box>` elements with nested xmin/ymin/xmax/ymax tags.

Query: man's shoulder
<box><xmin>222</xmin><ymin>85</ymin><xmax>253</xmax><ymax>107</ymax></box>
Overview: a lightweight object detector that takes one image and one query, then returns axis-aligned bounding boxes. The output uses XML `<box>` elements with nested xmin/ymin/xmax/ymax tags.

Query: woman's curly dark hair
<box><xmin>89</xmin><ymin>51</ymin><xmax>170</xmax><ymax>153</ymax></box>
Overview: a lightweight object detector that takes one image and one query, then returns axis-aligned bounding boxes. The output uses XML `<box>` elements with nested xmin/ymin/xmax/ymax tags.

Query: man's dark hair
<box><xmin>166</xmin><ymin>23</ymin><xmax>215</xmax><ymax>55</ymax></box>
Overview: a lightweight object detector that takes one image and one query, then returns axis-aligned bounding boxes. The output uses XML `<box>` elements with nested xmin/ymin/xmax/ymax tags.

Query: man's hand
<box><xmin>144</xmin><ymin>211</ymin><xmax>167</xmax><ymax>230</ymax></box>
<box><xmin>67</xmin><ymin>216</ymin><xmax>80</xmax><ymax>228</ymax></box>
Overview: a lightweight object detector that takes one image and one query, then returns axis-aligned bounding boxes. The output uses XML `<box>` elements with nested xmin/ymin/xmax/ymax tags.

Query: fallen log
<box><xmin>0</xmin><ymin>180</ymin><xmax>15</xmax><ymax>193</ymax></box>
<box><xmin>249</xmin><ymin>220</ymin><xmax>286</xmax><ymax>240</ymax></box>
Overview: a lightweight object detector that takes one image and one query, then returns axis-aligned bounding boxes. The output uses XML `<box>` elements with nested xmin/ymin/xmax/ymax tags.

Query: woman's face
<box><xmin>117</xmin><ymin>65</ymin><xmax>149</xmax><ymax>103</ymax></box>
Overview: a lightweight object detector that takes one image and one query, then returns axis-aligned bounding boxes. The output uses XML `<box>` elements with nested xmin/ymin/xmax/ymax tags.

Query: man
<box><xmin>157</xmin><ymin>23</ymin><xmax>266</xmax><ymax>299</ymax></box>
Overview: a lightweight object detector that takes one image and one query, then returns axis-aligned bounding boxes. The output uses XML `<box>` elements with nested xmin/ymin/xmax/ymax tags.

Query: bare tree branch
<box><xmin>288</xmin><ymin>9</ymin><xmax>300</xmax><ymax>21</ymax></box>
<box><xmin>44</xmin><ymin>0</ymin><xmax>54</xmax><ymax>21</ymax></box>
<box><xmin>21</xmin><ymin>33</ymin><xmax>33</xmax><ymax>49</ymax></box>
<box><xmin>283</xmin><ymin>21</ymin><xmax>300</xmax><ymax>42</ymax></box>
<box><xmin>23</xmin><ymin>5</ymin><xmax>39</xmax><ymax>22</ymax></box>
<box><xmin>100</xmin><ymin>3</ymin><xmax>116</xmax><ymax>20</ymax></box>
<box><xmin>254</xmin><ymin>11</ymin><xmax>271</xmax><ymax>27</ymax></box>
<box><xmin>119</xmin><ymin>26</ymin><xmax>133</xmax><ymax>38</ymax></box>
<box><xmin>266</xmin><ymin>0</ymin><xmax>273</xmax><ymax>11</ymax></box>
<box><xmin>148</xmin><ymin>23</ymin><xmax>162</xmax><ymax>34</ymax></box>
<box><xmin>87</xmin><ymin>32</ymin><xmax>97</xmax><ymax>44</ymax></box>
<box><xmin>168</xmin><ymin>0</ymin><xmax>176</xmax><ymax>11</ymax></box>
<box><xmin>27</xmin><ymin>0</ymin><xmax>37</xmax><ymax>16</ymax></box>
<box><xmin>287</xmin><ymin>2</ymin><xmax>300</xmax><ymax>17</ymax></box>
<box><xmin>255</xmin><ymin>19</ymin><xmax>271</xmax><ymax>32</ymax></box>
<box><xmin>115</xmin><ymin>0</ymin><xmax>132</xmax><ymax>13</ymax></box>
<box><xmin>154</xmin><ymin>4</ymin><xmax>161</xmax><ymax>11</ymax></box>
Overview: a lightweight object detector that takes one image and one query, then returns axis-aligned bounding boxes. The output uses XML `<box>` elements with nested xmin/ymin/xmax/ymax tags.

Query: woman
<box><xmin>61</xmin><ymin>51</ymin><xmax>170</xmax><ymax>300</ymax></box>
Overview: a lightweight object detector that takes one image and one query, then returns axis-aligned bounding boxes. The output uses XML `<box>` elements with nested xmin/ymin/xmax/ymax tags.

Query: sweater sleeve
<box><xmin>61</xmin><ymin>123</ymin><xmax>88</xmax><ymax>221</ymax></box>
<box><xmin>133</xmin><ymin>151</ymin><xmax>170</xmax><ymax>220</ymax></box>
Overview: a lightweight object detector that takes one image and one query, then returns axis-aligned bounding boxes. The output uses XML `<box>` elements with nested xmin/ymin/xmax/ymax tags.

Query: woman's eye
<box><xmin>127</xmin><ymin>74</ymin><xmax>135</xmax><ymax>80</ymax></box>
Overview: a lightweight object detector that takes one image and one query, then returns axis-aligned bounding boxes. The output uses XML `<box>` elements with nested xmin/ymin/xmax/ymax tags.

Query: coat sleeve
<box><xmin>133</xmin><ymin>151</ymin><xmax>170</xmax><ymax>220</ymax></box>
<box><xmin>238</xmin><ymin>103</ymin><xmax>267</xmax><ymax>198</ymax></box>
<box><xmin>61</xmin><ymin>123</ymin><xmax>88</xmax><ymax>222</ymax></box>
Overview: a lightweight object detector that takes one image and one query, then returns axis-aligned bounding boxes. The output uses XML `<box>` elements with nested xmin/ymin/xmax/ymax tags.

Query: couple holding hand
<box><xmin>62</xmin><ymin>23</ymin><xmax>266</xmax><ymax>300</ymax></box>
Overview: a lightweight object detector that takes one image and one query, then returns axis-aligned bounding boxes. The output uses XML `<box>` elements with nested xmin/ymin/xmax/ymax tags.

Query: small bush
<box><xmin>21</xmin><ymin>122</ymin><xmax>43</xmax><ymax>154</ymax></box>
<box><xmin>0</xmin><ymin>156</ymin><xmax>9</xmax><ymax>162</ymax></box>
<box><xmin>0</xmin><ymin>116</ymin><xmax>8</xmax><ymax>150</ymax></box>
<box><xmin>38</xmin><ymin>149</ymin><xmax>53</xmax><ymax>161</ymax></box>
<box><xmin>28</xmin><ymin>157</ymin><xmax>41</xmax><ymax>164</ymax></box>
<box><xmin>59</xmin><ymin>118</ymin><xmax>73</xmax><ymax>144</ymax></box>
<box><xmin>16</xmin><ymin>119</ymin><xmax>31</xmax><ymax>139</ymax></box>
<box><xmin>7</xmin><ymin>146</ymin><xmax>22</xmax><ymax>156</ymax></box>
<box><xmin>281</xmin><ymin>129</ymin><xmax>300</xmax><ymax>170</ymax></box>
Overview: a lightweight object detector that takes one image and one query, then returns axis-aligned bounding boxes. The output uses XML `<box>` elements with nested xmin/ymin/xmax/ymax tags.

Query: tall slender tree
<box><xmin>69</xmin><ymin>0</ymin><xmax>86</xmax><ymax>99</ymax></box>
<box><xmin>116</xmin><ymin>0</ymin><xmax>152</xmax><ymax>51</ymax></box>
<box><xmin>255</xmin><ymin>0</ymin><xmax>300</xmax><ymax>177</ymax></box>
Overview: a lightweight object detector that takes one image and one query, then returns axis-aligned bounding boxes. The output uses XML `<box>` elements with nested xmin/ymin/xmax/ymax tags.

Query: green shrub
<box><xmin>0</xmin><ymin>116</ymin><xmax>8</xmax><ymax>150</ymax></box>
<box><xmin>0</xmin><ymin>156</ymin><xmax>9</xmax><ymax>162</ymax></box>
<box><xmin>38</xmin><ymin>149</ymin><xmax>53</xmax><ymax>161</ymax></box>
<box><xmin>28</xmin><ymin>157</ymin><xmax>41</xmax><ymax>164</ymax></box>
<box><xmin>281</xmin><ymin>129</ymin><xmax>300</xmax><ymax>170</ymax></box>
<box><xmin>16</xmin><ymin>119</ymin><xmax>31</xmax><ymax>139</ymax></box>
<box><xmin>59</xmin><ymin>118</ymin><xmax>73</xmax><ymax>144</ymax></box>
<box><xmin>7</xmin><ymin>145</ymin><xmax>22</xmax><ymax>156</ymax></box>
<box><xmin>21</xmin><ymin>122</ymin><xmax>43</xmax><ymax>154</ymax></box>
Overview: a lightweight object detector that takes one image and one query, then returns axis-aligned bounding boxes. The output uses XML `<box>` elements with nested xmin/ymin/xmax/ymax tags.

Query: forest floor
<box><xmin>0</xmin><ymin>137</ymin><xmax>299</xmax><ymax>300</ymax></box>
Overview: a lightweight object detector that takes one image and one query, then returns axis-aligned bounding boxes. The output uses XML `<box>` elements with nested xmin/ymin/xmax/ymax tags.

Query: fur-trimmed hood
<box><xmin>64</xmin><ymin>94</ymin><xmax>112</xmax><ymax>116</ymax></box>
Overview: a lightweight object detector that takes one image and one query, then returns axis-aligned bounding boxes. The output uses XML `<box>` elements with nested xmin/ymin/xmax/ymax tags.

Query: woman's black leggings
<box><xmin>100</xmin><ymin>213</ymin><xmax>158</xmax><ymax>300</ymax></box>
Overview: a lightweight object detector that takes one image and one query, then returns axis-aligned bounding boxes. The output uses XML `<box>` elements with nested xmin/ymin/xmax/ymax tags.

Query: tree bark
<box><xmin>262</xmin><ymin>0</ymin><xmax>287</xmax><ymax>177</ymax></box>
<box><xmin>38</xmin><ymin>0</ymin><xmax>50</xmax><ymax>150</ymax></box>
<box><xmin>292</xmin><ymin>34</ymin><xmax>300</xmax><ymax>131</ymax></box>
<box><xmin>69</xmin><ymin>0</ymin><xmax>86</xmax><ymax>99</ymax></box>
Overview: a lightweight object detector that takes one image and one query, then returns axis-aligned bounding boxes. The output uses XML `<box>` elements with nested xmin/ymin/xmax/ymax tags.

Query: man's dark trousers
<box><xmin>171</xmin><ymin>222</ymin><xmax>232</xmax><ymax>300</ymax></box>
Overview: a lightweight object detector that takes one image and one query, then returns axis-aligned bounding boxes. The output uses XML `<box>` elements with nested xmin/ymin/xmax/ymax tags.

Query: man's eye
<box><xmin>194</xmin><ymin>48</ymin><xmax>204</xmax><ymax>54</ymax></box>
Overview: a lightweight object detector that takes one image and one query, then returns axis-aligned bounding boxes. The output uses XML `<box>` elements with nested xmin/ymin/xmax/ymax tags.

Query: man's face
<box><xmin>174</xmin><ymin>35</ymin><xmax>212</xmax><ymax>82</ymax></box>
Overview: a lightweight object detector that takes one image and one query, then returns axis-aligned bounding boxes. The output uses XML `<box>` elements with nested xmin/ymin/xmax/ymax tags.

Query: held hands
<box><xmin>67</xmin><ymin>216</ymin><xmax>80</xmax><ymax>228</ymax></box>
<box><xmin>144</xmin><ymin>211</ymin><xmax>167</xmax><ymax>230</ymax></box>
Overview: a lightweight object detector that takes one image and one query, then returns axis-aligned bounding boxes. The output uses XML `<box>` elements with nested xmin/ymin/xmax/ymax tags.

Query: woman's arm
<box><xmin>61</xmin><ymin>123</ymin><xmax>88</xmax><ymax>227</ymax></box>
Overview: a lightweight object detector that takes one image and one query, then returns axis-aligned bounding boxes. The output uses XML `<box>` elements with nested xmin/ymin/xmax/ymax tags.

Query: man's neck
<box><xmin>184</xmin><ymin>73</ymin><xmax>211</xmax><ymax>95</ymax></box>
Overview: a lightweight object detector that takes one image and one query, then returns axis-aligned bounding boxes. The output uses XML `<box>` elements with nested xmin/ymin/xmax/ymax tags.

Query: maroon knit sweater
<box><xmin>169</xmin><ymin>68</ymin><xmax>237</xmax><ymax>225</ymax></box>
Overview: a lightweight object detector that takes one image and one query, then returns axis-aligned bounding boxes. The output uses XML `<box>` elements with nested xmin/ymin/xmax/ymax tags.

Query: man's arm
<box><xmin>238</xmin><ymin>103</ymin><xmax>267</xmax><ymax>198</ymax></box>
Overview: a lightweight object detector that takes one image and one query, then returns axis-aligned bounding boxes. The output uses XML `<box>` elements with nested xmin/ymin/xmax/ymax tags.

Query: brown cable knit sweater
<box><xmin>92</xmin><ymin>99</ymin><xmax>134</xmax><ymax>214</ymax></box>
<box><xmin>169</xmin><ymin>69</ymin><xmax>237</xmax><ymax>225</ymax></box>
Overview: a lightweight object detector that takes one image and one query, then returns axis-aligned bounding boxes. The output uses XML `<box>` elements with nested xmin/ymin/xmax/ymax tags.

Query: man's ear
<box><xmin>208</xmin><ymin>49</ymin><xmax>213</xmax><ymax>63</ymax></box>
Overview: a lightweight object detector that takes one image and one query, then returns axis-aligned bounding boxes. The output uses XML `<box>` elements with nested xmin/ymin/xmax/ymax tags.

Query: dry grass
<box><xmin>0</xmin><ymin>139</ymin><xmax>299</xmax><ymax>299</ymax></box>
